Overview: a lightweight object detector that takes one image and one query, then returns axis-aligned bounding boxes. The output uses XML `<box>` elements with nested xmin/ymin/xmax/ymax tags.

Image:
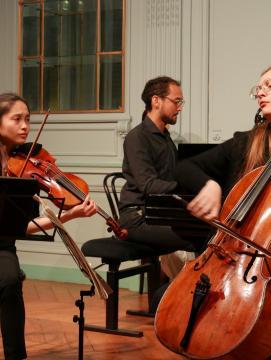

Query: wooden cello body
<box><xmin>155</xmin><ymin>166</ymin><xmax>271</xmax><ymax>359</ymax></box>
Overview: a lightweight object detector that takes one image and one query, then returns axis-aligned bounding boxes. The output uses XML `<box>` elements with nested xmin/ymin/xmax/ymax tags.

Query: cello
<box><xmin>155</xmin><ymin>161</ymin><xmax>271</xmax><ymax>359</ymax></box>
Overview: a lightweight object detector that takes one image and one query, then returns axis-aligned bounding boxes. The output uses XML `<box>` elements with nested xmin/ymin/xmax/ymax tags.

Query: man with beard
<box><xmin>118</xmin><ymin>77</ymin><xmax>204</xmax><ymax>280</ymax></box>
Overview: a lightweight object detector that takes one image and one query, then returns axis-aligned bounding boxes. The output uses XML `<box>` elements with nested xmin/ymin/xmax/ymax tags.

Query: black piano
<box><xmin>178</xmin><ymin>143</ymin><xmax>216</xmax><ymax>160</ymax></box>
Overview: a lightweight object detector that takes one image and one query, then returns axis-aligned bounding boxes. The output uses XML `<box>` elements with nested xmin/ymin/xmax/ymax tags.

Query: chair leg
<box><xmin>105</xmin><ymin>263</ymin><xmax>119</xmax><ymax>329</ymax></box>
<box><xmin>84</xmin><ymin>262</ymin><xmax>143</xmax><ymax>337</ymax></box>
<box><xmin>139</xmin><ymin>273</ymin><xmax>145</xmax><ymax>294</ymax></box>
<box><xmin>127</xmin><ymin>257</ymin><xmax>161</xmax><ymax>317</ymax></box>
<box><xmin>146</xmin><ymin>258</ymin><xmax>161</xmax><ymax>312</ymax></box>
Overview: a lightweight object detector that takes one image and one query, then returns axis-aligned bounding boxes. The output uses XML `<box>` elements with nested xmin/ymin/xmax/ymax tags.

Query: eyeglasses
<box><xmin>250</xmin><ymin>78</ymin><xmax>271</xmax><ymax>99</ymax></box>
<box><xmin>164</xmin><ymin>96</ymin><xmax>185</xmax><ymax>106</ymax></box>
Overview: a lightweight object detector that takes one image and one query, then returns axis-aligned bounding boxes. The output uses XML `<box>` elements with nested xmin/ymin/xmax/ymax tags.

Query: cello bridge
<box><xmin>208</xmin><ymin>244</ymin><xmax>237</xmax><ymax>264</ymax></box>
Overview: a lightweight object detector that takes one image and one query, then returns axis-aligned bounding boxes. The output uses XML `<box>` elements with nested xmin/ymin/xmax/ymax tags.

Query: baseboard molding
<box><xmin>20</xmin><ymin>264</ymin><xmax>144</xmax><ymax>292</ymax></box>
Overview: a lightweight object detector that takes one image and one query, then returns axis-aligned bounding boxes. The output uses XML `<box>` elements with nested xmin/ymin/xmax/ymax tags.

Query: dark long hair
<box><xmin>0</xmin><ymin>93</ymin><xmax>30</xmax><ymax>122</ymax></box>
<box><xmin>141</xmin><ymin>76</ymin><xmax>180</xmax><ymax>121</ymax></box>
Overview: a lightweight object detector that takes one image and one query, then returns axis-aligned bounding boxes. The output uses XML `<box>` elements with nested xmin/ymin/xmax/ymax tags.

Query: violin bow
<box><xmin>173</xmin><ymin>194</ymin><xmax>271</xmax><ymax>259</ymax></box>
<box><xmin>18</xmin><ymin>109</ymin><xmax>50</xmax><ymax>178</ymax></box>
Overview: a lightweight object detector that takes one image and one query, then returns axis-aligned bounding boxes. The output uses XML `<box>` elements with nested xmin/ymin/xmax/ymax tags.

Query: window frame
<box><xmin>18</xmin><ymin>0</ymin><xmax>126</xmax><ymax>114</ymax></box>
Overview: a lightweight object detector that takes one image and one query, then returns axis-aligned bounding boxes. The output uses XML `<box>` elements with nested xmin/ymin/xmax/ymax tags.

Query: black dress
<box><xmin>0</xmin><ymin>142</ymin><xmax>41</xmax><ymax>360</ymax></box>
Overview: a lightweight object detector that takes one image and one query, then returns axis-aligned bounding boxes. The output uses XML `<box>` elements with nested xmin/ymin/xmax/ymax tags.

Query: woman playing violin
<box><xmin>0</xmin><ymin>93</ymin><xmax>96</xmax><ymax>360</ymax></box>
<box><xmin>176</xmin><ymin>65</ymin><xmax>271</xmax><ymax>222</ymax></box>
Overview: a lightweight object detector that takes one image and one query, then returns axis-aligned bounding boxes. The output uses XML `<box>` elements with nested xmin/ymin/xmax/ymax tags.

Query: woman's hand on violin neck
<box><xmin>187</xmin><ymin>180</ymin><xmax>222</xmax><ymax>221</ymax></box>
<box><xmin>64</xmin><ymin>194</ymin><xmax>97</xmax><ymax>221</ymax></box>
<box><xmin>26</xmin><ymin>195</ymin><xmax>97</xmax><ymax>234</ymax></box>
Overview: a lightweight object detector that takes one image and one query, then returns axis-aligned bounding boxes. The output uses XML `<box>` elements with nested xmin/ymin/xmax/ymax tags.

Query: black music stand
<box><xmin>0</xmin><ymin>176</ymin><xmax>57</xmax><ymax>241</ymax></box>
<box><xmin>0</xmin><ymin>177</ymin><xmax>39</xmax><ymax>240</ymax></box>
<box><xmin>145</xmin><ymin>194</ymin><xmax>212</xmax><ymax>239</ymax></box>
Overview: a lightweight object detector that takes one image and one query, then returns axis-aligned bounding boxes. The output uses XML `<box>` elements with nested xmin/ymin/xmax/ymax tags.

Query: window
<box><xmin>19</xmin><ymin>0</ymin><xmax>125</xmax><ymax>113</ymax></box>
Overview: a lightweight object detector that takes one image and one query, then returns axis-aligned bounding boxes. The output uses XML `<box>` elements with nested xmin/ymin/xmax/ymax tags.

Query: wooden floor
<box><xmin>0</xmin><ymin>279</ymin><xmax>184</xmax><ymax>360</ymax></box>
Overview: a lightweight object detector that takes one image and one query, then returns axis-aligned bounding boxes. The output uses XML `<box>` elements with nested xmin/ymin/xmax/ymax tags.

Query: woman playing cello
<box><xmin>0</xmin><ymin>93</ymin><xmax>96</xmax><ymax>360</ymax></box>
<box><xmin>177</xmin><ymin>66</ymin><xmax>271</xmax><ymax>224</ymax></box>
<box><xmin>155</xmin><ymin>66</ymin><xmax>271</xmax><ymax>359</ymax></box>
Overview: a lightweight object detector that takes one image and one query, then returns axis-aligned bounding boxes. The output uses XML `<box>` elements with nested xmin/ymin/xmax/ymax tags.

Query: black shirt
<box><xmin>119</xmin><ymin>116</ymin><xmax>179</xmax><ymax>210</ymax></box>
<box><xmin>175</xmin><ymin>131</ymin><xmax>251</xmax><ymax>198</ymax></box>
<box><xmin>0</xmin><ymin>143</ymin><xmax>41</xmax><ymax>251</ymax></box>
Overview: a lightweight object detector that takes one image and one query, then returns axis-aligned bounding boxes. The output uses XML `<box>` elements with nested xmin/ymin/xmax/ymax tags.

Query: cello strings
<box><xmin>209</xmin><ymin>163</ymin><xmax>271</xmax><ymax>252</ymax></box>
<box><xmin>223</xmin><ymin>164</ymin><xmax>270</xmax><ymax>226</ymax></box>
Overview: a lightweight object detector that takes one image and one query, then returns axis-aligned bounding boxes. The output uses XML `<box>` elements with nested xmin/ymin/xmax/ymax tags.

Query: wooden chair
<box><xmin>79</xmin><ymin>172</ymin><xmax>177</xmax><ymax>337</ymax></box>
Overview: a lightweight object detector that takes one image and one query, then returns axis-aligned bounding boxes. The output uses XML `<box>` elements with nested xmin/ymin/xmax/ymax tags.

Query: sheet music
<box><xmin>34</xmin><ymin>195</ymin><xmax>111</xmax><ymax>300</ymax></box>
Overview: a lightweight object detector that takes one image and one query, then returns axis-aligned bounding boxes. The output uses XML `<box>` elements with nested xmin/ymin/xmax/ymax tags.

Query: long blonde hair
<box><xmin>242</xmin><ymin>66</ymin><xmax>271</xmax><ymax>176</ymax></box>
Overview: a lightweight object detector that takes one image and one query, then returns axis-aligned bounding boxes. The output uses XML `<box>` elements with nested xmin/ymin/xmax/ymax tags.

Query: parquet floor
<box><xmin>0</xmin><ymin>279</ymin><xmax>184</xmax><ymax>360</ymax></box>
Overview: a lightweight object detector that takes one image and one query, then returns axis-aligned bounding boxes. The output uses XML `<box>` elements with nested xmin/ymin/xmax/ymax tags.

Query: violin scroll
<box><xmin>106</xmin><ymin>217</ymin><xmax>128</xmax><ymax>240</ymax></box>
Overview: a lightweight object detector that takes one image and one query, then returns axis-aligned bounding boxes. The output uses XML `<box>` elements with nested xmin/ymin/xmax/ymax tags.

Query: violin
<box><xmin>7</xmin><ymin>146</ymin><xmax>128</xmax><ymax>240</ymax></box>
<box><xmin>155</xmin><ymin>163</ymin><xmax>271</xmax><ymax>359</ymax></box>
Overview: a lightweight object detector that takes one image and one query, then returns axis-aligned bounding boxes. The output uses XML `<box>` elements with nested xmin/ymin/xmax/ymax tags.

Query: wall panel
<box><xmin>2</xmin><ymin>0</ymin><xmax>271</xmax><ymax>286</ymax></box>
<box><xmin>208</xmin><ymin>0</ymin><xmax>271</xmax><ymax>142</ymax></box>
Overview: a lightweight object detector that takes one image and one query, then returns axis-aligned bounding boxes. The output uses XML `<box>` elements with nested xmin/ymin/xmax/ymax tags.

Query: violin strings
<box><xmin>39</xmin><ymin>161</ymin><xmax>87</xmax><ymax>200</ymax></box>
<box><xmin>38</xmin><ymin>161</ymin><xmax>110</xmax><ymax>218</ymax></box>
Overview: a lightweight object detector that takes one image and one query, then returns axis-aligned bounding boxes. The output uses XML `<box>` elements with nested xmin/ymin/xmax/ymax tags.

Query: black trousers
<box><xmin>119</xmin><ymin>207</ymin><xmax>210</xmax><ymax>253</ymax></box>
<box><xmin>0</xmin><ymin>250</ymin><xmax>27</xmax><ymax>360</ymax></box>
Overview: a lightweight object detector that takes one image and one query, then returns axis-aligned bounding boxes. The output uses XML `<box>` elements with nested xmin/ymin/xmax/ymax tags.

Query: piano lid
<box><xmin>178</xmin><ymin>143</ymin><xmax>217</xmax><ymax>160</ymax></box>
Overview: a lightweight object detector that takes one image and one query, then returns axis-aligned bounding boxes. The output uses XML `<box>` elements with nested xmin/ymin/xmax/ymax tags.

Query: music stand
<box><xmin>0</xmin><ymin>176</ymin><xmax>56</xmax><ymax>241</ymax></box>
<box><xmin>0</xmin><ymin>177</ymin><xmax>39</xmax><ymax>240</ymax></box>
<box><xmin>145</xmin><ymin>194</ymin><xmax>212</xmax><ymax>238</ymax></box>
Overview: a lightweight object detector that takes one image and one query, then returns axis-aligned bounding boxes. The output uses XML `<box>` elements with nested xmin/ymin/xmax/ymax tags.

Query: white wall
<box><xmin>1</xmin><ymin>0</ymin><xmax>271</xmax><ymax>278</ymax></box>
<box><xmin>128</xmin><ymin>0</ymin><xmax>271</xmax><ymax>143</ymax></box>
<box><xmin>208</xmin><ymin>0</ymin><xmax>271</xmax><ymax>142</ymax></box>
<box><xmin>0</xmin><ymin>0</ymin><xmax>18</xmax><ymax>92</ymax></box>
